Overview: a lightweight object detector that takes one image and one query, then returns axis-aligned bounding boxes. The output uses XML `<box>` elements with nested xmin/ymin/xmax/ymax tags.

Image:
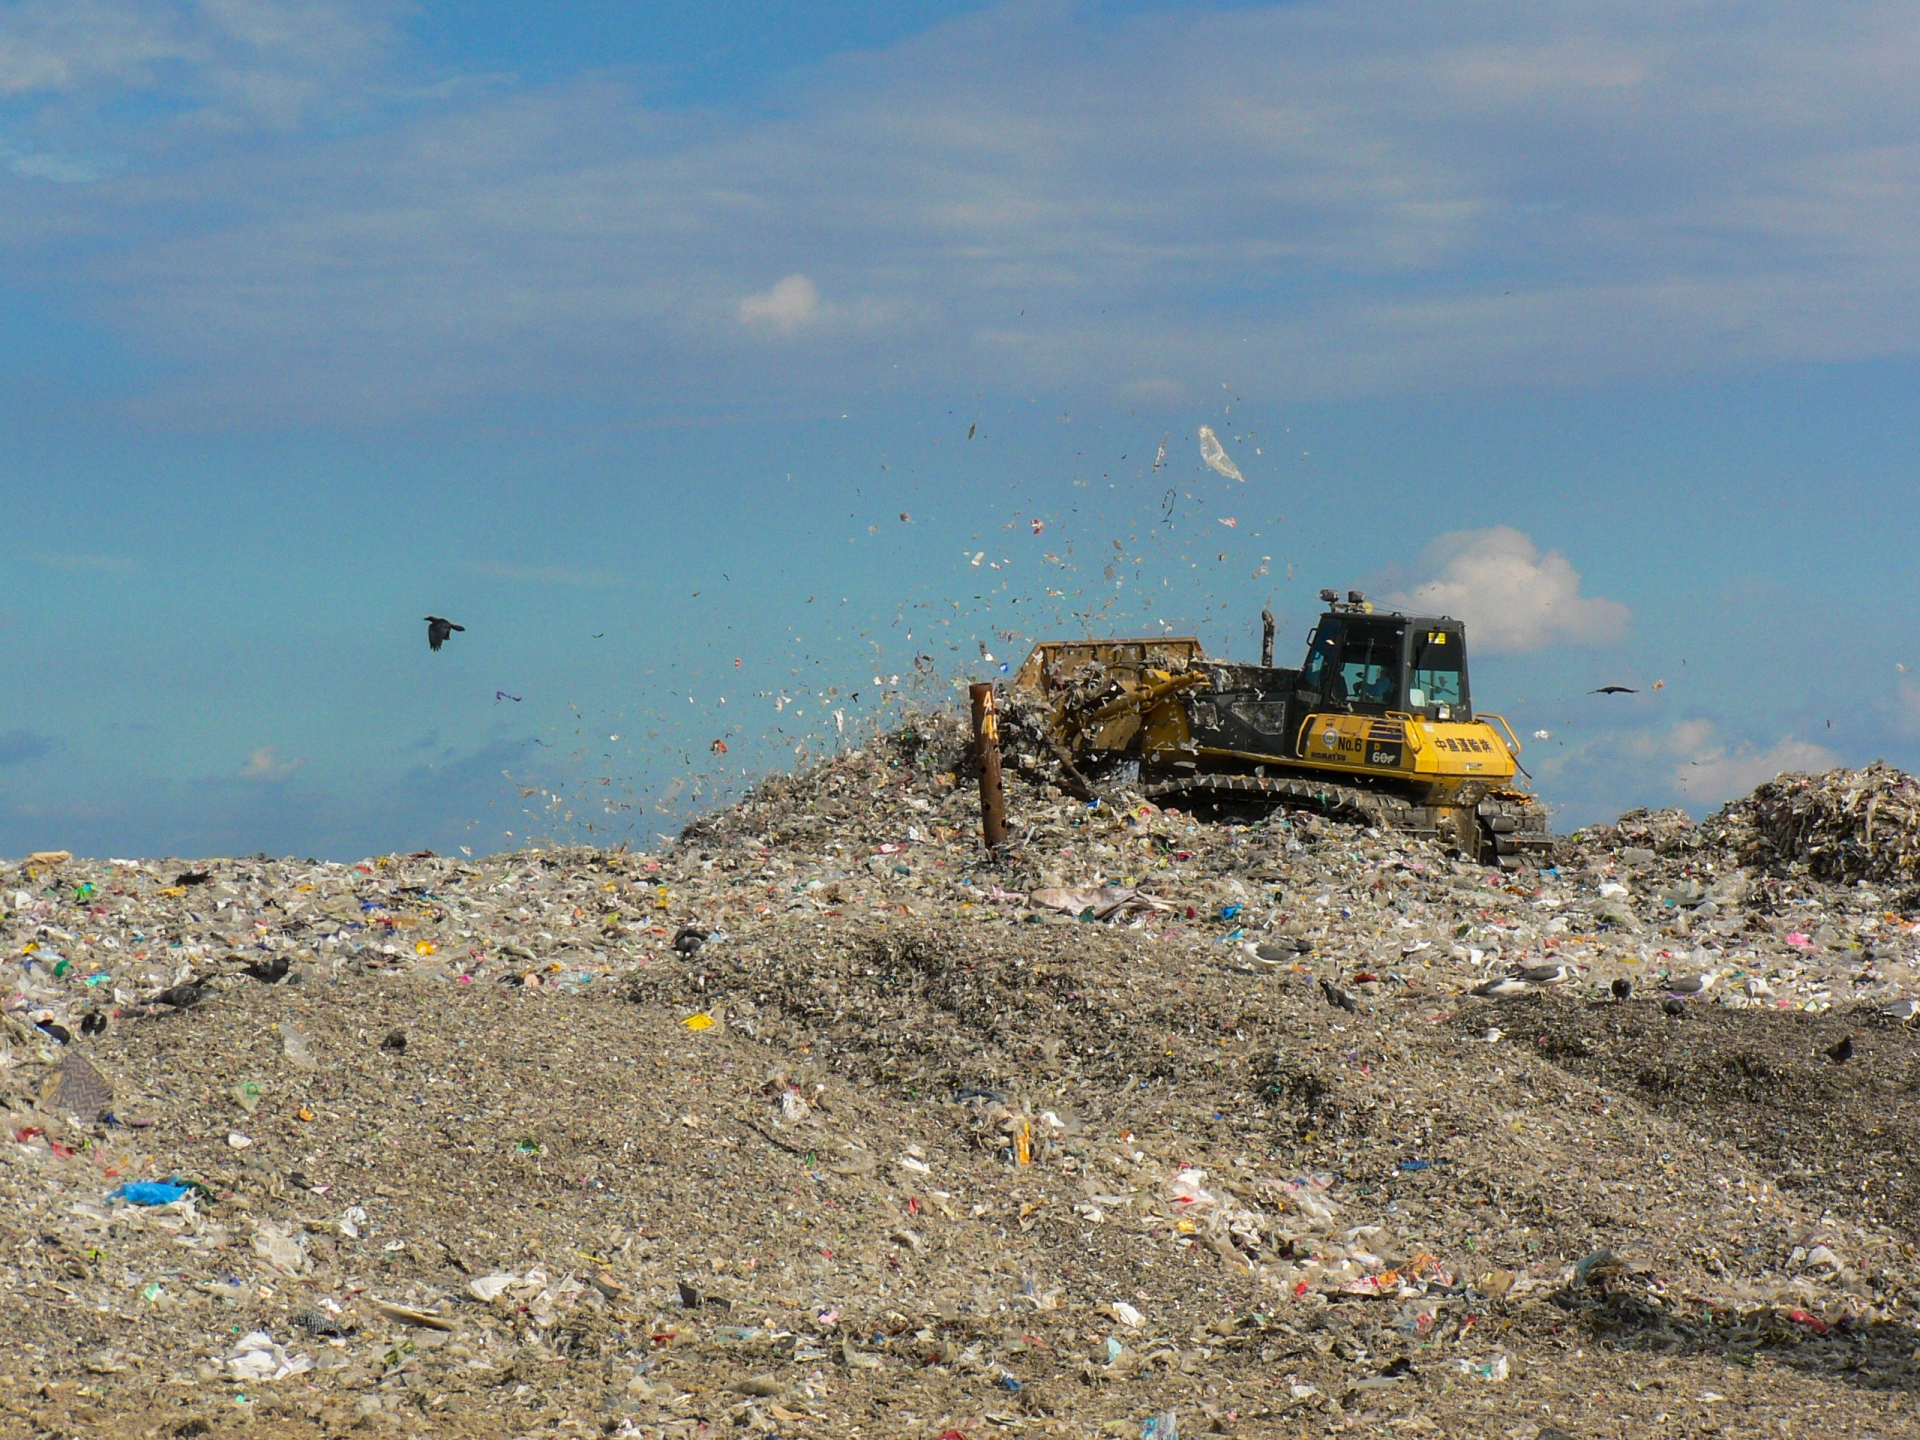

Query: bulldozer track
<box><xmin>1144</xmin><ymin>772</ymin><xmax>1422</xmax><ymax>830</ymax></box>
<box><xmin>1146</xmin><ymin>773</ymin><xmax>1555</xmax><ymax>867</ymax></box>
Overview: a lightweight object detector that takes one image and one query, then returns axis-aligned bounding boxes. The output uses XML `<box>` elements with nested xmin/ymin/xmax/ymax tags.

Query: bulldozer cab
<box><xmin>1295</xmin><ymin>613</ymin><xmax>1471</xmax><ymax>728</ymax></box>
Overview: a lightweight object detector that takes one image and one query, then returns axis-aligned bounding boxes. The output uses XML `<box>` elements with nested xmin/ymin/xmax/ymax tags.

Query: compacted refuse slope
<box><xmin>1</xmin><ymin>716</ymin><xmax>1917</xmax><ymax>1437</ymax></box>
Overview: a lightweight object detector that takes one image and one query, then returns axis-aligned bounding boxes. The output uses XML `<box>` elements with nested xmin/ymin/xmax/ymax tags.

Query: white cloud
<box><xmin>1894</xmin><ymin>678</ymin><xmax>1920</xmax><ymax>738</ymax></box>
<box><xmin>10</xmin><ymin>3</ymin><xmax>1920</xmax><ymax>419</ymax></box>
<box><xmin>738</xmin><ymin>275</ymin><xmax>823</xmax><ymax>333</ymax></box>
<box><xmin>239</xmin><ymin>745</ymin><xmax>302</xmax><ymax>782</ymax></box>
<box><xmin>1382</xmin><ymin>526</ymin><xmax>1627</xmax><ymax>654</ymax></box>
<box><xmin>1661</xmin><ymin>724</ymin><xmax>1836</xmax><ymax>804</ymax></box>
<box><xmin>1532</xmin><ymin>716</ymin><xmax>1840</xmax><ymax>821</ymax></box>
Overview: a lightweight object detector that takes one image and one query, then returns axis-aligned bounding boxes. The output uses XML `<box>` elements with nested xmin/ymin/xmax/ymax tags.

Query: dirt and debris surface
<box><xmin>4</xmin><ymin>722</ymin><xmax>1920</xmax><ymax>1438</ymax></box>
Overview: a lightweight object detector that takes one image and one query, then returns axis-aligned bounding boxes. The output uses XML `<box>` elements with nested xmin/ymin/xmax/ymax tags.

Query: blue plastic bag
<box><xmin>111</xmin><ymin>1181</ymin><xmax>192</xmax><ymax>1206</ymax></box>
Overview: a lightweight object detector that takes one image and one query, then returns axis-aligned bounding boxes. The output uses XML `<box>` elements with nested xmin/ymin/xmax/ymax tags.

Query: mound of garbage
<box><xmin>2</xmin><ymin>724</ymin><xmax>1919</xmax><ymax>1438</ymax></box>
<box><xmin>1704</xmin><ymin>761</ymin><xmax>1920</xmax><ymax>888</ymax></box>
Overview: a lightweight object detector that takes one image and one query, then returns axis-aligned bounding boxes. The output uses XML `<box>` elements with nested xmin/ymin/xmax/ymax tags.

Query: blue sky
<box><xmin>2</xmin><ymin>0</ymin><xmax>1918</xmax><ymax>858</ymax></box>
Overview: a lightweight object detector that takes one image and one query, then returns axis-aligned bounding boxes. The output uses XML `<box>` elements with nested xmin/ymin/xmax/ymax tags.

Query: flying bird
<box><xmin>1589</xmin><ymin>686</ymin><xmax>1638</xmax><ymax>695</ymax></box>
<box><xmin>425</xmin><ymin>616</ymin><xmax>465</xmax><ymax>651</ymax></box>
<box><xmin>240</xmin><ymin>956</ymin><xmax>289</xmax><ymax>984</ymax></box>
<box><xmin>1826</xmin><ymin>1034</ymin><xmax>1854</xmax><ymax>1065</ymax></box>
<box><xmin>1610</xmin><ymin>977</ymin><xmax>1633</xmax><ymax>1002</ymax></box>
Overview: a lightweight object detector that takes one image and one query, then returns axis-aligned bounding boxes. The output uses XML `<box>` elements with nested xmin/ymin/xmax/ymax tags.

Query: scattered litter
<box><xmin>0</xmin><ymin>722</ymin><xmax>1915</xmax><ymax>1433</ymax></box>
<box><xmin>110</xmin><ymin>1180</ymin><xmax>192</xmax><ymax>1206</ymax></box>
<box><xmin>1197</xmin><ymin>425</ymin><xmax>1243</xmax><ymax>481</ymax></box>
<box><xmin>227</xmin><ymin>1331</ymin><xmax>312</xmax><ymax>1382</ymax></box>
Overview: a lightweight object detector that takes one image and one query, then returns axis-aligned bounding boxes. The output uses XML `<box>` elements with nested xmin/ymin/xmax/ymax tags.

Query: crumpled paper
<box><xmin>228</xmin><ymin>1331</ymin><xmax>312</xmax><ymax>1382</ymax></box>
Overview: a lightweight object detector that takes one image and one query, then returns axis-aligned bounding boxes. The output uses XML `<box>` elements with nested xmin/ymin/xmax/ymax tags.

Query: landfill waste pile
<box><xmin>1702</xmin><ymin>762</ymin><xmax>1920</xmax><ymax>889</ymax></box>
<box><xmin>3</xmin><ymin>717</ymin><xmax>1920</xmax><ymax>1438</ymax></box>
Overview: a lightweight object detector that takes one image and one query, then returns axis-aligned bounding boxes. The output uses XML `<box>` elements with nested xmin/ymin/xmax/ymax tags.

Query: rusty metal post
<box><xmin>1261</xmin><ymin>608</ymin><xmax>1276</xmax><ymax>667</ymax></box>
<box><xmin>969</xmin><ymin>682</ymin><xmax>1009</xmax><ymax>855</ymax></box>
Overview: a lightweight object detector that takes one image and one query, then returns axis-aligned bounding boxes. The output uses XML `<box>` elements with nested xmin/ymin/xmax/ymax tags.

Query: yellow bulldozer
<box><xmin>1005</xmin><ymin>589</ymin><xmax>1553</xmax><ymax>868</ymax></box>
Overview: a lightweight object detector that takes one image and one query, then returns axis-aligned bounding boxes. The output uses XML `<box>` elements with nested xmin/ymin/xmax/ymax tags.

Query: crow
<box><xmin>79</xmin><ymin>1010</ymin><xmax>107</xmax><ymax>1036</ymax></box>
<box><xmin>380</xmin><ymin>1030</ymin><xmax>407</xmax><ymax>1053</ymax></box>
<box><xmin>1661</xmin><ymin>997</ymin><xmax>1686</xmax><ymax>1018</ymax></box>
<box><xmin>425</xmin><ymin>616</ymin><xmax>465</xmax><ymax>651</ymax></box>
<box><xmin>1589</xmin><ymin>686</ymin><xmax>1638</xmax><ymax>695</ymax></box>
<box><xmin>1826</xmin><ymin>1034</ymin><xmax>1854</xmax><ymax>1065</ymax></box>
<box><xmin>240</xmin><ymin>956</ymin><xmax>290</xmax><ymax>984</ymax></box>
<box><xmin>1610</xmin><ymin>977</ymin><xmax>1632</xmax><ymax>1002</ymax></box>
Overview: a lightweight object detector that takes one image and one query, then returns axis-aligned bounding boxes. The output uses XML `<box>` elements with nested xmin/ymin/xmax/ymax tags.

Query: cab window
<box><xmin>1408</xmin><ymin>629</ymin><xmax>1466</xmax><ymax>710</ymax></box>
<box><xmin>1298</xmin><ymin>623</ymin><xmax>1338</xmax><ymax>697</ymax></box>
<box><xmin>1336</xmin><ymin>623</ymin><xmax>1402</xmax><ymax>707</ymax></box>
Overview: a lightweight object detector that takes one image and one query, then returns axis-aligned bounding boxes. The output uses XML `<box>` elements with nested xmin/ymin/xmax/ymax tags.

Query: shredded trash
<box><xmin>1197</xmin><ymin>425</ymin><xmax>1243</xmax><ymax>481</ymax></box>
<box><xmin>0</xmin><ymin>727</ymin><xmax>1916</xmax><ymax>1433</ymax></box>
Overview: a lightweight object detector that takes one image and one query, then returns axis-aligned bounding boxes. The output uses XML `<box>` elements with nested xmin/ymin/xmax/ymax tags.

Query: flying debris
<box><xmin>1197</xmin><ymin>426</ymin><xmax>1244</xmax><ymax>481</ymax></box>
<box><xmin>1153</xmin><ymin>437</ymin><xmax>1168</xmax><ymax>470</ymax></box>
<box><xmin>425</xmin><ymin>616</ymin><xmax>464</xmax><ymax>651</ymax></box>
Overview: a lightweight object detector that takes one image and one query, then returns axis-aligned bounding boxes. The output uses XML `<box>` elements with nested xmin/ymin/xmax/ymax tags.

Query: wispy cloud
<box><xmin>1535</xmin><ymin>717</ymin><xmax>1839</xmax><ymax>819</ymax></box>
<box><xmin>0</xmin><ymin>730</ymin><xmax>53</xmax><ymax>766</ymax></box>
<box><xmin>7</xmin><ymin>2</ymin><xmax>1920</xmax><ymax>422</ymax></box>
<box><xmin>238</xmin><ymin>745</ymin><xmax>301</xmax><ymax>782</ymax></box>
<box><xmin>458</xmin><ymin>560</ymin><xmax>624</xmax><ymax>588</ymax></box>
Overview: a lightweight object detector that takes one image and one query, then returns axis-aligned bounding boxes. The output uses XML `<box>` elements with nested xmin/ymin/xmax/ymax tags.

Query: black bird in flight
<box><xmin>425</xmin><ymin>616</ymin><xmax>465</xmax><ymax>651</ymax></box>
<box><xmin>240</xmin><ymin>956</ymin><xmax>290</xmax><ymax>984</ymax></box>
<box><xmin>1589</xmin><ymin>685</ymin><xmax>1638</xmax><ymax>695</ymax></box>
